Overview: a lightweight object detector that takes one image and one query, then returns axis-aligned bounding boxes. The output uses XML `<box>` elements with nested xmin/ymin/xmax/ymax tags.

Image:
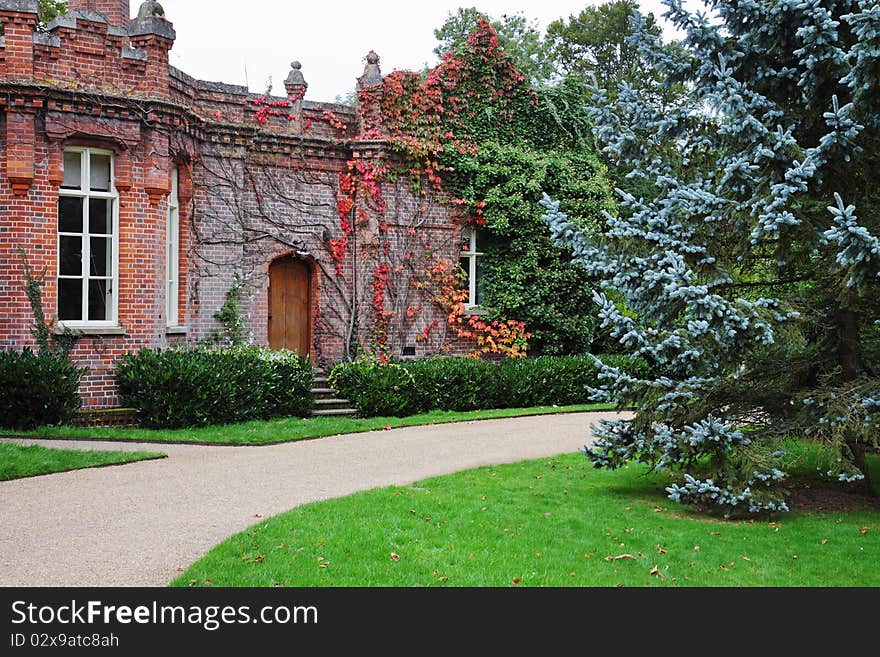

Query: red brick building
<box><xmin>0</xmin><ymin>0</ymin><xmax>469</xmax><ymax>408</ymax></box>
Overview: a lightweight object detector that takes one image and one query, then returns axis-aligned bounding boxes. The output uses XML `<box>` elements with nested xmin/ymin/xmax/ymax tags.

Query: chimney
<box><xmin>67</xmin><ymin>1</ymin><xmax>130</xmax><ymax>26</ymax></box>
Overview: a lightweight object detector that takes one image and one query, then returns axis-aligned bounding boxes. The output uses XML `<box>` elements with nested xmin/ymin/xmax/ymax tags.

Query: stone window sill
<box><xmin>464</xmin><ymin>306</ymin><xmax>491</xmax><ymax>317</ymax></box>
<box><xmin>166</xmin><ymin>325</ymin><xmax>188</xmax><ymax>335</ymax></box>
<box><xmin>55</xmin><ymin>325</ymin><xmax>127</xmax><ymax>336</ymax></box>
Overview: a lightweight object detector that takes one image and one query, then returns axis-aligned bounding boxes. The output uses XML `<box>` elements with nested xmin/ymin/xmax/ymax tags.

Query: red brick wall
<box><xmin>1</xmin><ymin>8</ymin><xmax>467</xmax><ymax>409</ymax></box>
<box><xmin>68</xmin><ymin>1</ymin><xmax>130</xmax><ymax>26</ymax></box>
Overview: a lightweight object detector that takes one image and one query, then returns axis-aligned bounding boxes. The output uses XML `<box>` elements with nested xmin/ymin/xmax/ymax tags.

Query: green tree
<box><xmin>434</xmin><ymin>7</ymin><xmax>555</xmax><ymax>85</ymax></box>
<box><xmin>39</xmin><ymin>0</ymin><xmax>66</xmax><ymax>25</ymax></box>
<box><xmin>546</xmin><ymin>0</ymin><xmax>661</xmax><ymax>92</ymax></box>
<box><xmin>545</xmin><ymin>0</ymin><xmax>880</xmax><ymax>512</ymax></box>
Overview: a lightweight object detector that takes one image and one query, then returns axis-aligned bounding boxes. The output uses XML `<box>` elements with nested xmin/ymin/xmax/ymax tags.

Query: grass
<box><xmin>173</xmin><ymin>450</ymin><xmax>880</xmax><ymax>587</ymax></box>
<box><xmin>0</xmin><ymin>442</ymin><xmax>165</xmax><ymax>481</ymax></box>
<box><xmin>1</xmin><ymin>403</ymin><xmax>615</xmax><ymax>446</ymax></box>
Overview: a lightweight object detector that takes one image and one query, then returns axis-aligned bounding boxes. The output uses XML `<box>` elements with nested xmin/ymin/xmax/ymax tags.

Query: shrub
<box><xmin>329</xmin><ymin>354</ymin><xmax>649</xmax><ymax>418</ymax></box>
<box><xmin>495</xmin><ymin>356</ymin><xmax>600</xmax><ymax>407</ymax></box>
<box><xmin>0</xmin><ymin>348</ymin><xmax>86</xmax><ymax>429</ymax></box>
<box><xmin>328</xmin><ymin>361</ymin><xmax>418</xmax><ymax>418</ymax></box>
<box><xmin>116</xmin><ymin>347</ymin><xmax>313</xmax><ymax>428</ymax></box>
<box><xmin>404</xmin><ymin>358</ymin><xmax>498</xmax><ymax>411</ymax></box>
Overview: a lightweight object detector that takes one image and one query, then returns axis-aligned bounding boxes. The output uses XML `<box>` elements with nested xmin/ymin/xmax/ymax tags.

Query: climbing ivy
<box><xmin>377</xmin><ymin>20</ymin><xmax>616</xmax><ymax>355</ymax></box>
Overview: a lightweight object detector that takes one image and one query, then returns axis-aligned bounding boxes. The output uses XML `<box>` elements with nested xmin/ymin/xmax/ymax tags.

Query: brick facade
<box><xmin>0</xmin><ymin>1</ymin><xmax>466</xmax><ymax>408</ymax></box>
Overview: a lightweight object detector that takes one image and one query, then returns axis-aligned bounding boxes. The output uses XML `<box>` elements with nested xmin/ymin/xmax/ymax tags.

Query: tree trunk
<box><xmin>846</xmin><ymin>433</ymin><xmax>875</xmax><ymax>496</ymax></box>
<box><xmin>836</xmin><ymin>307</ymin><xmax>861</xmax><ymax>381</ymax></box>
<box><xmin>837</xmin><ymin>308</ymin><xmax>872</xmax><ymax>494</ymax></box>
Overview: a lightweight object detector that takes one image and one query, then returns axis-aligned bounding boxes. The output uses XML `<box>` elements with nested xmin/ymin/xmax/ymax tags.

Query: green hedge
<box><xmin>0</xmin><ymin>348</ymin><xmax>86</xmax><ymax>430</ymax></box>
<box><xmin>329</xmin><ymin>355</ymin><xmax>649</xmax><ymax>418</ymax></box>
<box><xmin>116</xmin><ymin>347</ymin><xmax>313</xmax><ymax>429</ymax></box>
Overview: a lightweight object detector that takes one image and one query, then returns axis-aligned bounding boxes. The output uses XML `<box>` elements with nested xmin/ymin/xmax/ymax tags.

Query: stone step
<box><xmin>311</xmin><ymin>407</ymin><xmax>359</xmax><ymax>417</ymax></box>
<box><xmin>314</xmin><ymin>398</ymin><xmax>355</xmax><ymax>408</ymax></box>
<box><xmin>311</xmin><ymin>387</ymin><xmax>336</xmax><ymax>396</ymax></box>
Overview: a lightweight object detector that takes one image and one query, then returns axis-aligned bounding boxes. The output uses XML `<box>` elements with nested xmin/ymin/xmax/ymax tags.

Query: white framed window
<box><xmin>459</xmin><ymin>225</ymin><xmax>484</xmax><ymax>308</ymax></box>
<box><xmin>57</xmin><ymin>148</ymin><xmax>119</xmax><ymax>326</ymax></box>
<box><xmin>166</xmin><ymin>165</ymin><xmax>180</xmax><ymax>327</ymax></box>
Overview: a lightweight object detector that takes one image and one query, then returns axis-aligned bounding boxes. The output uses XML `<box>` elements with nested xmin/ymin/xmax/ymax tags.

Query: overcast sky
<box><xmin>161</xmin><ymin>1</ymin><xmax>677</xmax><ymax>102</ymax></box>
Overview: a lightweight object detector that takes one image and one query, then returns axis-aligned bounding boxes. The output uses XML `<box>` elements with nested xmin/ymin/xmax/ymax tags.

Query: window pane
<box><xmin>62</xmin><ymin>151</ymin><xmax>82</xmax><ymax>190</ymax></box>
<box><xmin>58</xmin><ymin>279</ymin><xmax>83</xmax><ymax>321</ymax></box>
<box><xmin>59</xmin><ymin>197</ymin><xmax>83</xmax><ymax>233</ymax></box>
<box><xmin>59</xmin><ymin>236</ymin><xmax>82</xmax><ymax>276</ymax></box>
<box><xmin>89</xmin><ymin>199</ymin><xmax>112</xmax><ymax>234</ymax></box>
<box><xmin>89</xmin><ymin>153</ymin><xmax>111</xmax><ymax>192</ymax></box>
<box><xmin>170</xmin><ymin>166</ymin><xmax>179</xmax><ymax>204</ymax></box>
<box><xmin>475</xmin><ymin>256</ymin><xmax>485</xmax><ymax>306</ymax></box>
<box><xmin>90</xmin><ymin>237</ymin><xmax>111</xmax><ymax>277</ymax></box>
<box><xmin>459</xmin><ymin>257</ymin><xmax>470</xmax><ymax>287</ymax></box>
<box><xmin>88</xmin><ymin>280</ymin><xmax>109</xmax><ymax>321</ymax></box>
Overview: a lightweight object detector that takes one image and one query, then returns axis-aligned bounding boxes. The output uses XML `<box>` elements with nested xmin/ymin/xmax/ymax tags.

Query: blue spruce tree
<box><xmin>543</xmin><ymin>0</ymin><xmax>880</xmax><ymax>514</ymax></box>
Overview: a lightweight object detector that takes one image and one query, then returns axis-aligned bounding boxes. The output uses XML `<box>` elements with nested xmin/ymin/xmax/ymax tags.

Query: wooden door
<box><xmin>268</xmin><ymin>258</ymin><xmax>311</xmax><ymax>356</ymax></box>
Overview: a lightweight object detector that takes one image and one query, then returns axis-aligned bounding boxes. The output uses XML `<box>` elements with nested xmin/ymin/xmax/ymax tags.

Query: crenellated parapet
<box><xmin>0</xmin><ymin>0</ymin><xmax>173</xmax><ymax>98</ymax></box>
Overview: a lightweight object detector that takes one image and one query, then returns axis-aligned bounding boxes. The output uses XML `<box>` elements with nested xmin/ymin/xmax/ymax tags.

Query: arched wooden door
<box><xmin>268</xmin><ymin>257</ymin><xmax>312</xmax><ymax>357</ymax></box>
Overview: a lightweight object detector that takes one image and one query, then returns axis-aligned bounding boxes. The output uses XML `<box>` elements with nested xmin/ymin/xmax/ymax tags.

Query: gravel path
<box><xmin>0</xmin><ymin>412</ymin><xmax>623</xmax><ymax>587</ymax></box>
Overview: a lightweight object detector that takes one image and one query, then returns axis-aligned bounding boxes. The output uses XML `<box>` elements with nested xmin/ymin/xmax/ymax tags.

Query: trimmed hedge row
<box><xmin>0</xmin><ymin>348</ymin><xmax>87</xmax><ymax>430</ymax></box>
<box><xmin>328</xmin><ymin>355</ymin><xmax>649</xmax><ymax>418</ymax></box>
<box><xmin>116</xmin><ymin>347</ymin><xmax>313</xmax><ymax>428</ymax></box>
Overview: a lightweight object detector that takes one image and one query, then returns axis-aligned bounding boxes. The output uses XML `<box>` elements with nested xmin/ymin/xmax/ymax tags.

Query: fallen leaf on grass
<box><xmin>719</xmin><ymin>564</ymin><xmax>728</xmax><ymax>571</ymax></box>
<box><xmin>649</xmin><ymin>565</ymin><xmax>665</xmax><ymax>581</ymax></box>
<box><xmin>742</xmin><ymin>556</ymin><xmax>752</xmax><ymax>562</ymax></box>
<box><xmin>512</xmin><ymin>578</ymin><xmax>522</xmax><ymax>585</ymax></box>
<box><xmin>653</xmin><ymin>506</ymin><xmax>664</xmax><ymax>513</ymax></box>
<box><xmin>859</xmin><ymin>527</ymin><xmax>870</xmax><ymax>535</ymax></box>
<box><xmin>390</xmin><ymin>552</ymin><xmax>400</xmax><ymax>561</ymax></box>
<box><xmin>821</xmin><ymin>539</ymin><xmax>828</xmax><ymax>545</ymax></box>
<box><xmin>656</xmin><ymin>545</ymin><xmax>667</xmax><ymax>555</ymax></box>
<box><xmin>384</xmin><ymin>426</ymin><xmax>392</xmax><ymax>431</ymax></box>
<box><xmin>605</xmin><ymin>554</ymin><xmax>637</xmax><ymax>562</ymax></box>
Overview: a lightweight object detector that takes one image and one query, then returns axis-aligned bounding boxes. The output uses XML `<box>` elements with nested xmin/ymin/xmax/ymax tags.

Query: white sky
<box><xmin>161</xmin><ymin>1</ymin><xmax>676</xmax><ymax>102</ymax></box>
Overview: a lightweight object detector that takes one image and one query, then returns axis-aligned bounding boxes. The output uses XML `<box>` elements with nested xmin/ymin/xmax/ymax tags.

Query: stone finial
<box><xmin>357</xmin><ymin>50</ymin><xmax>383</xmax><ymax>89</ymax></box>
<box><xmin>135</xmin><ymin>0</ymin><xmax>164</xmax><ymax>21</ymax></box>
<box><xmin>285</xmin><ymin>61</ymin><xmax>307</xmax><ymax>87</ymax></box>
<box><xmin>130</xmin><ymin>0</ymin><xmax>175</xmax><ymax>40</ymax></box>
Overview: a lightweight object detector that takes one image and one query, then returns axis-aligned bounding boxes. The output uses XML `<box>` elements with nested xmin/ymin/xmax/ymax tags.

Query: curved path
<box><xmin>0</xmin><ymin>411</ymin><xmax>625</xmax><ymax>587</ymax></box>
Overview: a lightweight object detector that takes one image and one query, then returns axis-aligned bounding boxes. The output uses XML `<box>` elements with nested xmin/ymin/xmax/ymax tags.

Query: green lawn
<box><xmin>0</xmin><ymin>442</ymin><xmax>165</xmax><ymax>481</ymax></box>
<box><xmin>173</xmin><ymin>451</ymin><xmax>880</xmax><ymax>587</ymax></box>
<box><xmin>2</xmin><ymin>404</ymin><xmax>615</xmax><ymax>446</ymax></box>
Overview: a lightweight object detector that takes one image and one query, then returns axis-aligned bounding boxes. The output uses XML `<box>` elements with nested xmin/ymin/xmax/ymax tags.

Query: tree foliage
<box><xmin>433</xmin><ymin>7</ymin><xmax>555</xmax><ymax>85</ymax></box>
<box><xmin>410</xmin><ymin>20</ymin><xmax>615</xmax><ymax>355</ymax></box>
<box><xmin>546</xmin><ymin>0</ymin><xmax>662</xmax><ymax>92</ymax></box>
<box><xmin>38</xmin><ymin>0</ymin><xmax>66</xmax><ymax>25</ymax></box>
<box><xmin>545</xmin><ymin>0</ymin><xmax>880</xmax><ymax>513</ymax></box>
